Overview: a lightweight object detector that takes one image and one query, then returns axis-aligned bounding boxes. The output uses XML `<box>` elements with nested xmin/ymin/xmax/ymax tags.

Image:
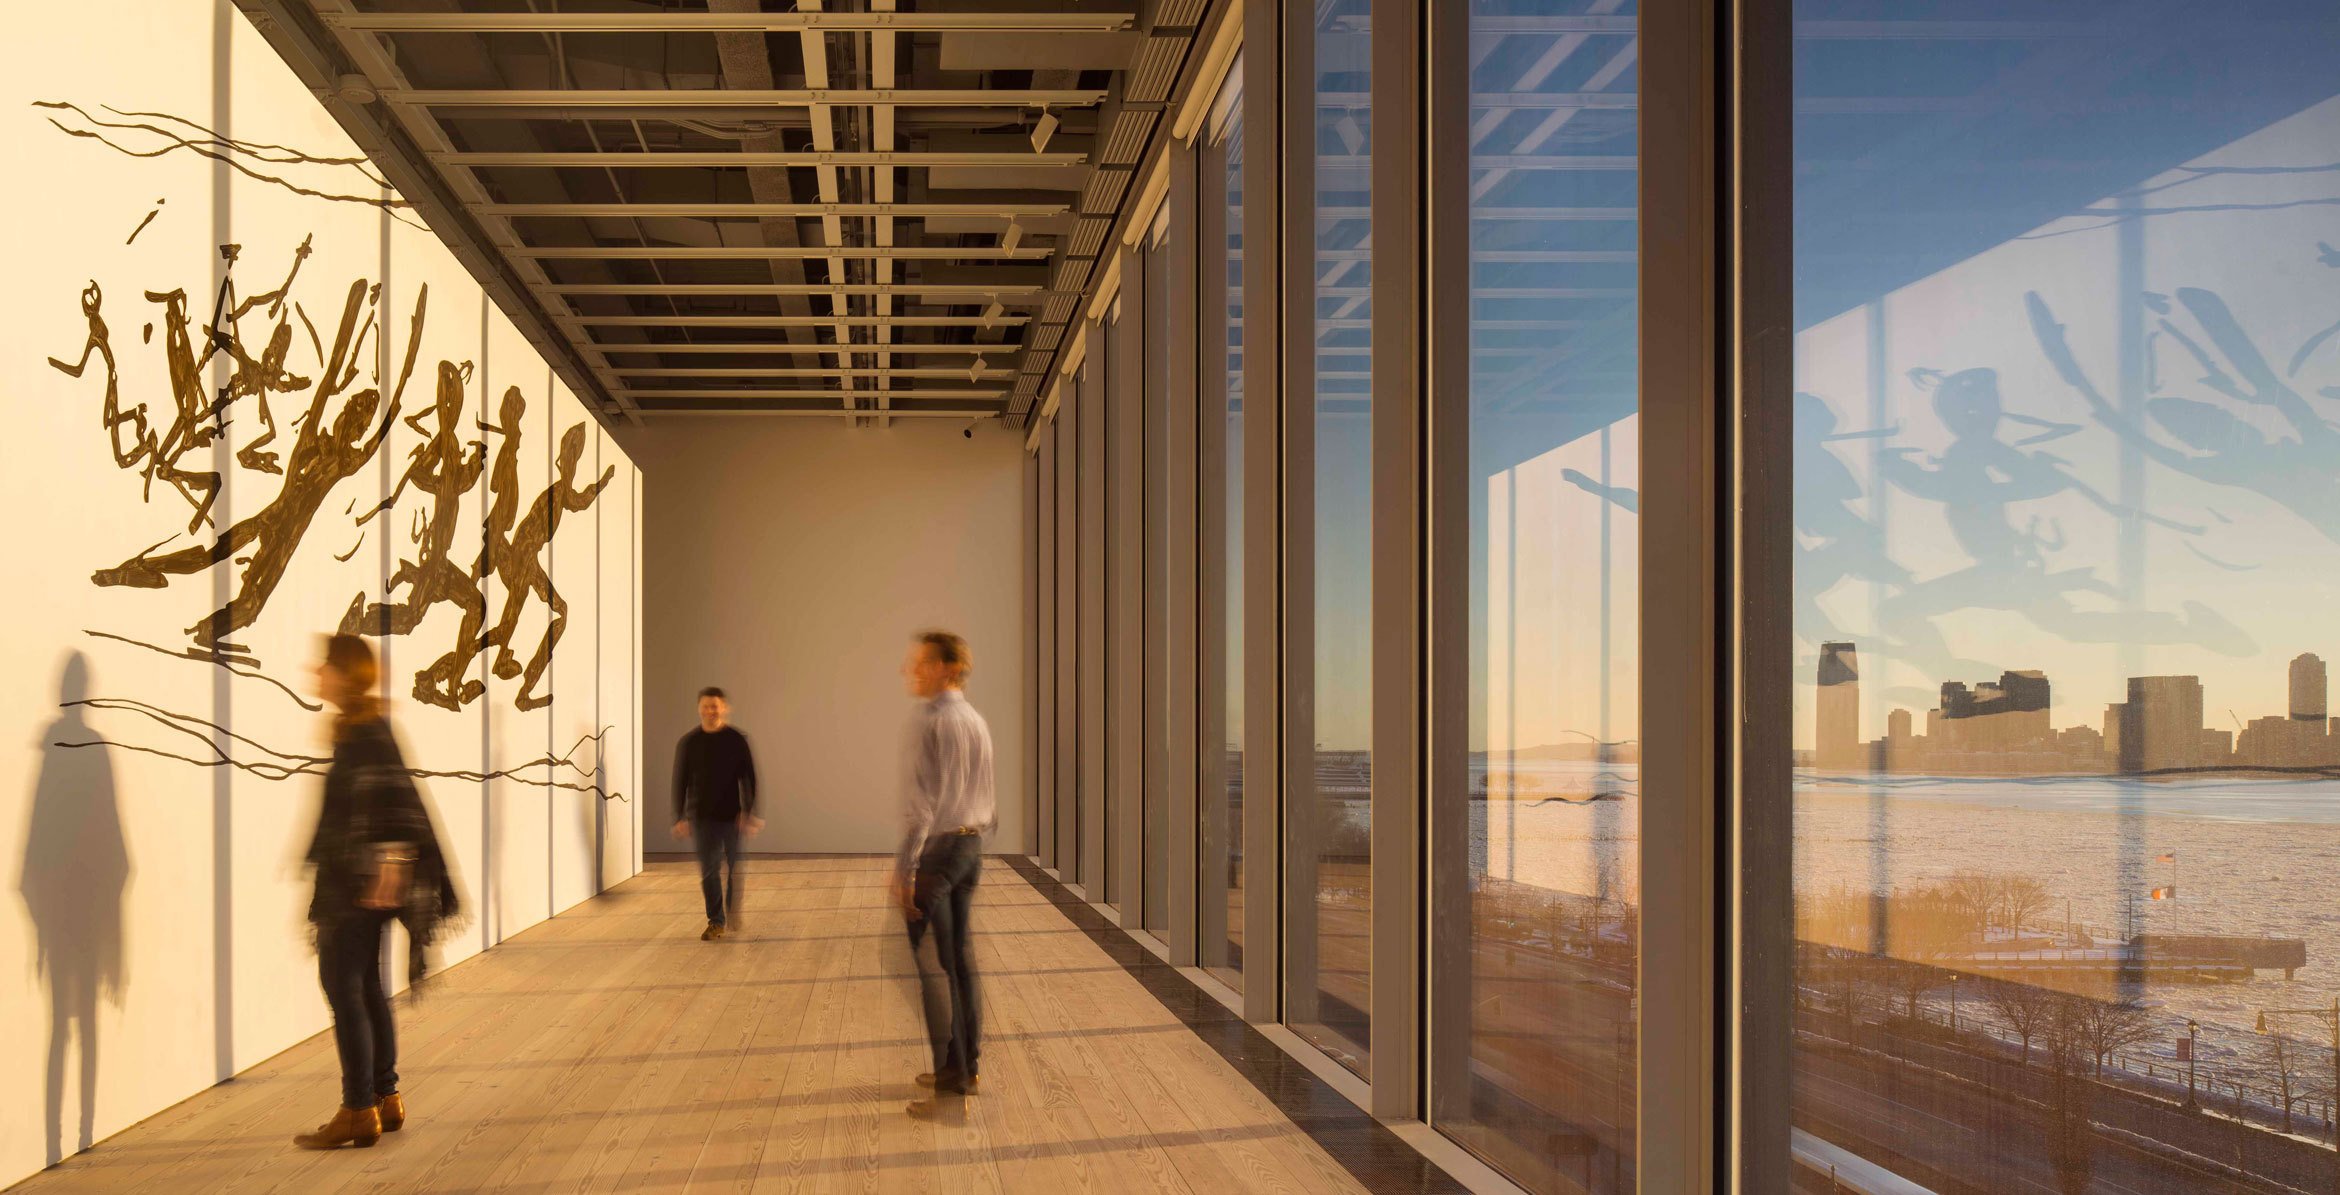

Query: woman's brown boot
<box><xmin>293</xmin><ymin>1105</ymin><xmax>383</xmax><ymax>1149</ymax></box>
<box><xmin>376</xmin><ymin>1092</ymin><xmax>406</xmax><ymax>1132</ymax></box>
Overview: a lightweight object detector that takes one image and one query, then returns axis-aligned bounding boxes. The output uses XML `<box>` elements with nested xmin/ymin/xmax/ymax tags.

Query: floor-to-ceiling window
<box><xmin>1079</xmin><ymin>355</ymin><xmax>1109</xmax><ymax>894</ymax></box>
<box><xmin>1137</xmin><ymin>219</ymin><xmax>1170</xmax><ymax>940</ymax></box>
<box><xmin>1289</xmin><ymin>0</ymin><xmax>1374</xmax><ymax>1072</ymax></box>
<box><xmin>1433</xmin><ymin>3</ymin><xmax>1640</xmax><ymax>1191</ymax></box>
<box><xmin>1786</xmin><ymin>5</ymin><xmax>2340</xmax><ymax>1190</ymax></box>
<box><xmin>1037</xmin><ymin>426</ymin><xmax>1058</xmax><ymax>866</ymax></box>
<box><xmin>1198</xmin><ymin>62</ymin><xmax>1248</xmax><ymax>990</ymax></box>
<box><xmin>1056</xmin><ymin>386</ymin><xmax>1079</xmax><ymax>874</ymax></box>
<box><xmin>1142</xmin><ymin>214</ymin><xmax>1174</xmax><ymax>938</ymax></box>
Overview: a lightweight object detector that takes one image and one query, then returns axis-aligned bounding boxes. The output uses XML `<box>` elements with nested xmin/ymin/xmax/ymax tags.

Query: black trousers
<box><xmin>906</xmin><ymin>834</ymin><xmax>982</xmax><ymax>1085</ymax></box>
<box><xmin>317</xmin><ymin>909</ymin><xmax>398</xmax><ymax>1110</ymax></box>
<box><xmin>694</xmin><ymin>818</ymin><xmax>743</xmax><ymax>925</ymax></box>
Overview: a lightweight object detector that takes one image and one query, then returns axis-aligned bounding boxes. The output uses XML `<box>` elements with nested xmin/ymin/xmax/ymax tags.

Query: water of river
<box><xmin>1466</xmin><ymin>762</ymin><xmax>2340</xmax><ymax>1069</ymax></box>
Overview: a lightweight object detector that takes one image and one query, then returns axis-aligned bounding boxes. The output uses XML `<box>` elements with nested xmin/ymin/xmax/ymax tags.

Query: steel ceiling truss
<box><xmin>271</xmin><ymin>0</ymin><xmax>1193</xmax><ymax>423</ymax></box>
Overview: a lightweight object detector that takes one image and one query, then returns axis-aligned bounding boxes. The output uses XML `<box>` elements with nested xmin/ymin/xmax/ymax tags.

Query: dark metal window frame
<box><xmin>1012</xmin><ymin>1</ymin><xmax>1788</xmax><ymax>1186</ymax></box>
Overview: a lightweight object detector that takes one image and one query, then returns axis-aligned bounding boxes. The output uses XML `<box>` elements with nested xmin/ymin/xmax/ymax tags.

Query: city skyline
<box><xmin>1811</xmin><ymin>642</ymin><xmax>2340</xmax><ymax>775</ymax></box>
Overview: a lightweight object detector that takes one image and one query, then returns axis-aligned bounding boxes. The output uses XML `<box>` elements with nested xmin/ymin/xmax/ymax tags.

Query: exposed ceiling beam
<box><xmin>481</xmin><ymin>202</ymin><xmax>1068</xmax><ymax>218</ymax></box>
<box><xmin>612</xmin><ymin>368</ymin><xmax>1016</xmax><ymax>379</ymax></box>
<box><xmin>570</xmin><ymin>314</ymin><xmax>1030</xmax><ymax>328</ymax></box>
<box><xmin>267</xmin><ymin>0</ymin><xmax>638</xmax><ymax>421</ymax></box>
<box><xmin>542</xmin><ymin>283</ymin><xmax>1043</xmax><ymax>297</ymax></box>
<box><xmin>590</xmin><ymin>343</ymin><xmax>1019</xmax><ymax>356</ymax></box>
<box><xmin>435</xmin><ymin>150</ymin><xmax>1089</xmax><ymax>168</ymax></box>
<box><xmin>323</xmin><ymin>13</ymin><xmax>1136</xmax><ymax>33</ymax></box>
<box><xmin>511</xmin><ymin>246</ymin><xmax>1052</xmax><ymax>259</ymax></box>
<box><xmin>1316</xmin><ymin>91</ymin><xmax>1636</xmax><ymax>110</ymax></box>
<box><xmin>637</xmin><ymin>407</ymin><xmax>1008</xmax><ymax>419</ymax></box>
<box><xmin>388</xmin><ymin>88</ymin><xmax>1108</xmax><ymax>108</ymax></box>
<box><xmin>618</xmin><ymin>389</ymin><xmax>1009</xmax><ymax>400</ymax></box>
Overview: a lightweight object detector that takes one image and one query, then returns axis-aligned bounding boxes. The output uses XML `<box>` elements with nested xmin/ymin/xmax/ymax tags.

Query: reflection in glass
<box><xmin>1056</xmin><ymin>393</ymin><xmax>1078</xmax><ymax>873</ymax></box>
<box><xmin>1200</xmin><ymin>71</ymin><xmax>1246</xmax><ymax>989</ymax></box>
<box><xmin>1143</xmin><ymin>233</ymin><xmax>1172</xmax><ymax>936</ymax></box>
<box><xmin>1291</xmin><ymin>0</ymin><xmax>1373</xmax><ymax>1073</ymax></box>
<box><xmin>1790</xmin><ymin>3</ymin><xmax>2340</xmax><ymax>1190</ymax></box>
<box><xmin>1037</xmin><ymin>431</ymin><xmax>1056</xmax><ymax>865</ymax></box>
<box><xmin>1435</xmin><ymin>3</ymin><xmax>1640</xmax><ymax>1192</ymax></box>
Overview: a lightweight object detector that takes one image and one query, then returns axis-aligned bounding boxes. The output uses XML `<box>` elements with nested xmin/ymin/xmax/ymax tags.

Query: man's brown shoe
<box><xmin>293</xmin><ymin>1105</ymin><xmax>383</xmax><ymax>1150</ymax></box>
<box><xmin>376</xmin><ymin>1092</ymin><xmax>406</xmax><ymax>1132</ymax></box>
<box><xmin>915</xmin><ymin>1073</ymin><xmax>978</xmax><ymax>1094</ymax></box>
<box><xmin>701</xmin><ymin>922</ymin><xmax>724</xmax><ymax>941</ymax></box>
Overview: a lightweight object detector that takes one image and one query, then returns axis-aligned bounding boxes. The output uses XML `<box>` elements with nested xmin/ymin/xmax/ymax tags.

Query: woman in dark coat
<box><xmin>294</xmin><ymin>633</ymin><xmax>460</xmax><ymax>1150</ymax></box>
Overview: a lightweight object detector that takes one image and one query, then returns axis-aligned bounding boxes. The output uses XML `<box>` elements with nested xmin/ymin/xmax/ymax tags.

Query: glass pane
<box><xmin>1790</xmin><ymin>3</ymin><xmax>2340</xmax><ymax>1191</ymax></box>
<box><xmin>1081</xmin><ymin>360</ymin><xmax>1107</xmax><ymax>892</ymax></box>
<box><xmin>1200</xmin><ymin>70</ymin><xmax>1247</xmax><ymax>989</ymax></box>
<box><xmin>1292</xmin><ymin>0</ymin><xmax>1373</xmax><ymax>1073</ymax></box>
<box><xmin>1056</xmin><ymin>397</ymin><xmax>1077</xmax><ymax>872</ymax></box>
<box><xmin>1038</xmin><ymin>432</ymin><xmax>1056</xmax><ymax>863</ymax></box>
<box><xmin>1436</xmin><ymin>3</ymin><xmax>1640</xmax><ymax>1192</ymax></box>
<box><xmin>1144</xmin><ymin>239</ymin><xmax>1172</xmax><ymax>936</ymax></box>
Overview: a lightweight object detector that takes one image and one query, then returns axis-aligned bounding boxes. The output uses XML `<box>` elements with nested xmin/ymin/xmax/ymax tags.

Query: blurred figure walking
<box><xmin>672</xmin><ymin>687</ymin><xmax>762</xmax><ymax>939</ymax></box>
<box><xmin>295</xmin><ymin>634</ymin><xmax>460</xmax><ymax>1150</ymax></box>
<box><xmin>893</xmin><ymin>630</ymin><xmax>995</xmax><ymax>1118</ymax></box>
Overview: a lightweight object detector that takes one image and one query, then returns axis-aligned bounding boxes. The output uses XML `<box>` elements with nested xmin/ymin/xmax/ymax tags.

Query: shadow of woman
<box><xmin>19</xmin><ymin>650</ymin><xmax>131</xmax><ymax>1165</ymax></box>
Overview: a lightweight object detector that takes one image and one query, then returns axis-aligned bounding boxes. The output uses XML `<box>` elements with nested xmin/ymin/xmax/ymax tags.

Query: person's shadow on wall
<box><xmin>19</xmin><ymin>651</ymin><xmax>131</xmax><ymax>1166</ymax></box>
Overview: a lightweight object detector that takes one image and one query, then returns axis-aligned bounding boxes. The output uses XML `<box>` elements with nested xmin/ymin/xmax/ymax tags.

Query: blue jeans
<box><xmin>907</xmin><ymin>834</ymin><xmax>982</xmax><ymax>1085</ymax></box>
<box><xmin>318</xmin><ymin>909</ymin><xmax>398</xmax><ymax>1109</ymax></box>
<box><xmin>694</xmin><ymin>819</ymin><xmax>742</xmax><ymax>925</ymax></box>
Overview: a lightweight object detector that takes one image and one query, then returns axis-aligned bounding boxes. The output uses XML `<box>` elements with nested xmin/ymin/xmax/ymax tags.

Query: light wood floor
<box><xmin>15</xmin><ymin>859</ymin><xmax>1372</xmax><ymax>1194</ymax></box>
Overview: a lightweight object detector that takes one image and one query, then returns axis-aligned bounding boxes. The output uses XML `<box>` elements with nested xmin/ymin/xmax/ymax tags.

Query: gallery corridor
<box><xmin>11</xmin><ymin>858</ymin><xmax>1439</xmax><ymax>1194</ymax></box>
<box><xmin>13</xmin><ymin>0</ymin><xmax>2340</xmax><ymax>1191</ymax></box>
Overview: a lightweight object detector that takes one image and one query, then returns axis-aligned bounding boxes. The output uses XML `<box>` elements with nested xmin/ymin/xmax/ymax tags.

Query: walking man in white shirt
<box><xmin>893</xmin><ymin>630</ymin><xmax>995</xmax><ymax>1118</ymax></box>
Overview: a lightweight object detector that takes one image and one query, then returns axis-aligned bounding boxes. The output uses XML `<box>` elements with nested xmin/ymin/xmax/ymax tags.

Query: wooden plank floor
<box><xmin>14</xmin><ymin>859</ymin><xmax>1373</xmax><ymax>1195</ymax></box>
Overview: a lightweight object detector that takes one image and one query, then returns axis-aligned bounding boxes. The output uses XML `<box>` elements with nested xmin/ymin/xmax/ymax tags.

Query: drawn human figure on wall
<box><xmin>49</xmin><ymin>240</ymin><xmax>320</xmax><ymax>540</ymax></box>
<box><xmin>482</xmin><ymin>422</ymin><xmax>613</xmax><ymax>712</ymax></box>
<box><xmin>89</xmin><ymin>278</ymin><xmax>422</xmax><ymax>653</ymax></box>
<box><xmin>47</xmin><ymin>281</ymin><xmax>146</xmax><ymax>473</ymax></box>
<box><xmin>339</xmin><ymin>358</ymin><xmax>489</xmax><ymax>710</ymax></box>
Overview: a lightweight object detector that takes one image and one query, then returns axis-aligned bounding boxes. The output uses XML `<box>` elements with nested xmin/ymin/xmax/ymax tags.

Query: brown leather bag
<box><xmin>358</xmin><ymin>843</ymin><xmax>416</xmax><ymax>910</ymax></box>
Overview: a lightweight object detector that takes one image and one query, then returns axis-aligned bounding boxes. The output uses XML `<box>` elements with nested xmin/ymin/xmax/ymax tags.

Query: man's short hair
<box><xmin>917</xmin><ymin>630</ymin><xmax>972</xmax><ymax>683</ymax></box>
<box><xmin>698</xmin><ymin>686</ymin><xmax>726</xmax><ymax>702</ymax></box>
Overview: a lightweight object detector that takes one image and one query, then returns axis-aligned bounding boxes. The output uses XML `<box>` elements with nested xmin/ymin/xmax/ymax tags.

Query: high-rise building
<box><xmin>1935</xmin><ymin>669</ymin><xmax>2052</xmax><ymax>754</ymax></box>
<box><xmin>2116</xmin><ymin>675</ymin><xmax>2208</xmax><ymax>773</ymax></box>
<box><xmin>1817</xmin><ymin>642</ymin><xmax>1860</xmax><ymax>769</ymax></box>
<box><xmin>2291</xmin><ymin>653</ymin><xmax>2327</xmax><ymax>722</ymax></box>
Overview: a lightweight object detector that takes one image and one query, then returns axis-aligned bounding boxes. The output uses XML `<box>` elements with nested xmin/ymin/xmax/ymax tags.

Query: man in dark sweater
<box><xmin>671</xmin><ymin>687</ymin><xmax>762</xmax><ymax>940</ymax></box>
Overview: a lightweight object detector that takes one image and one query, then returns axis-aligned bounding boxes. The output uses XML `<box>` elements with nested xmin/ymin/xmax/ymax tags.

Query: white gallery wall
<box><xmin>0</xmin><ymin>5</ymin><xmax>642</xmax><ymax>1183</ymax></box>
<box><xmin>619</xmin><ymin>419</ymin><xmax>1028</xmax><ymax>856</ymax></box>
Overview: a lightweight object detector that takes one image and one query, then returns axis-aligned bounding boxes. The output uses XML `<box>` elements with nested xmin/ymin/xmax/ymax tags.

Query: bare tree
<box><xmin>1943</xmin><ymin>871</ymin><xmax>1998</xmax><ymax>938</ymax></box>
<box><xmin>1981</xmin><ymin>977</ymin><xmax>2057</xmax><ymax>1065</ymax></box>
<box><xmin>1997</xmin><ymin>875</ymin><xmax>2054</xmax><ymax>939</ymax></box>
<box><xmin>2260</xmin><ymin>1032</ymin><xmax>2313</xmax><ymax>1133</ymax></box>
<box><xmin>2065</xmin><ymin>987</ymin><xmax>2158</xmax><ymax>1078</ymax></box>
<box><xmin>2298</xmin><ymin>1050</ymin><xmax>2339</xmax><ymax>1145</ymax></box>
<box><xmin>2042</xmin><ymin>995</ymin><xmax>2098</xmax><ymax>1195</ymax></box>
<box><xmin>1816</xmin><ymin>950</ymin><xmax>1878</xmax><ymax>1023</ymax></box>
<box><xmin>1880</xmin><ymin>884</ymin><xmax>1973</xmax><ymax>1019</ymax></box>
<box><xmin>1797</xmin><ymin>885</ymin><xmax>1869</xmax><ymax>954</ymax></box>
